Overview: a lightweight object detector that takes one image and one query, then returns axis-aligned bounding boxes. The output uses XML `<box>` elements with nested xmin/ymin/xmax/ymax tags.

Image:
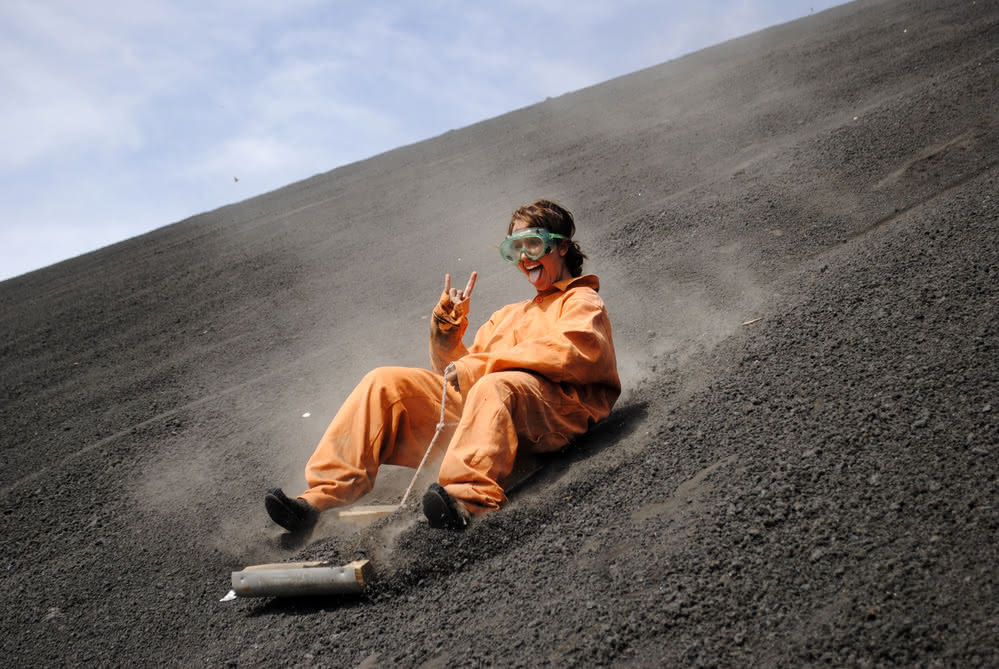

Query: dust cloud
<box><xmin>598</xmin><ymin>232</ymin><xmax>768</xmax><ymax>403</ymax></box>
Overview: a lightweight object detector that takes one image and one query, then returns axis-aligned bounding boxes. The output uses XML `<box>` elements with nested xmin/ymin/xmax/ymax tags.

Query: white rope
<box><xmin>397</xmin><ymin>363</ymin><xmax>457</xmax><ymax>509</ymax></box>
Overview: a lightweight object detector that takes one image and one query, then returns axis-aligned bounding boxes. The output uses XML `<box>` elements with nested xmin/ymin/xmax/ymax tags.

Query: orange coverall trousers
<box><xmin>299</xmin><ymin>365</ymin><xmax>589</xmax><ymax>512</ymax></box>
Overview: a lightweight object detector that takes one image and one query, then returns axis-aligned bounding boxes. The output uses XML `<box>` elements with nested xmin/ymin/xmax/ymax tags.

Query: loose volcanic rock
<box><xmin>1</xmin><ymin>0</ymin><xmax>997</xmax><ymax>666</ymax></box>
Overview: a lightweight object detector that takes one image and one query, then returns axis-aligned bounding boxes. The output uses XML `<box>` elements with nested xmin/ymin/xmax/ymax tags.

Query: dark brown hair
<box><xmin>507</xmin><ymin>199</ymin><xmax>587</xmax><ymax>277</ymax></box>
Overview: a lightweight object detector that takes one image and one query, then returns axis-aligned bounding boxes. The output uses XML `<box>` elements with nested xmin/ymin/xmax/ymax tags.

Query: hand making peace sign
<box><xmin>443</xmin><ymin>270</ymin><xmax>477</xmax><ymax>318</ymax></box>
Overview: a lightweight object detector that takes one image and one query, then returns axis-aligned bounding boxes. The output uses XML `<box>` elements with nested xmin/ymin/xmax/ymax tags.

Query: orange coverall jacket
<box><xmin>431</xmin><ymin>273</ymin><xmax>620</xmax><ymax>422</ymax></box>
<box><xmin>301</xmin><ymin>274</ymin><xmax>620</xmax><ymax>512</ymax></box>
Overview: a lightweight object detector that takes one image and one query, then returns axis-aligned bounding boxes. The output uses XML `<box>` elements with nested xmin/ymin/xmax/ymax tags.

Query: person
<box><xmin>265</xmin><ymin>199</ymin><xmax>621</xmax><ymax>533</ymax></box>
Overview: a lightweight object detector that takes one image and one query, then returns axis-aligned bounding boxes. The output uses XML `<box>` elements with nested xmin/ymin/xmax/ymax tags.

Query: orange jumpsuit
<box><xmin>300</xmin><ymin>274</ymin><xmax>620</xmax><ymax>513</ymax></box>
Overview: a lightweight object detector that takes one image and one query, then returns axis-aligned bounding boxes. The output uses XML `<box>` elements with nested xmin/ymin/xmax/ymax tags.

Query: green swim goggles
<box><xmin>499</xmin><ymin>227</ymin><xmax>567</xmax><ymax>263</ymax></box>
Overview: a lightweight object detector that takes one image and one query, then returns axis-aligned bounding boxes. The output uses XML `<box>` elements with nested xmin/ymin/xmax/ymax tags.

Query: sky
<box><xmin>0</xmin><ymin>0</ymin><xmax>846</xmax><ymax>282</ymax></box>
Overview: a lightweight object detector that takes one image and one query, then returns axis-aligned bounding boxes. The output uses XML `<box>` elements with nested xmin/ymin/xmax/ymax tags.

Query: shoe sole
<box><xmin>265</xmin><ymin>490</ymin><xmax>316</xmax><ymax>533</ymax></box>
<box><xmin>422</xmin><ymin>488</ymin><xmax>450</xmax><ymax>529</ymax></box>
<box><xmin>422</xmin><ymin>485</ymin><xmax>468</xmax><ymax>530</ymax></box>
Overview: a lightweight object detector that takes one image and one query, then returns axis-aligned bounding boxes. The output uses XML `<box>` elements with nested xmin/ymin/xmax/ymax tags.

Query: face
<box><xmin>510</xmin><ymin>218</ymin><xmax>572</xmax><ymax>292</ymax></box>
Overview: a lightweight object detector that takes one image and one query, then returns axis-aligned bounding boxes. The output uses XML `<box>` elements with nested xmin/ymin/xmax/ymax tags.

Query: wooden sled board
<box><xmin>337</xmin><ymin>504</ymin><xmax>400</xmax><ymax>522</ymax></box>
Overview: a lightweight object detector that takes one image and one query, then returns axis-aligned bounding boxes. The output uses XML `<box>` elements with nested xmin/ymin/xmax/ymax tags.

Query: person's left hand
<box><xmin>444</xmin><ymin>363</ymin><xmax>459</xmax><ymax>392</ymax></box>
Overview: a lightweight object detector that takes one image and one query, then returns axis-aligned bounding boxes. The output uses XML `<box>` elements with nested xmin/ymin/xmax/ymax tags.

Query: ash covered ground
<box><xmin>2</xmin><ymin>0</ymin><xmax>997</xmax><ymax>666</ymax></box>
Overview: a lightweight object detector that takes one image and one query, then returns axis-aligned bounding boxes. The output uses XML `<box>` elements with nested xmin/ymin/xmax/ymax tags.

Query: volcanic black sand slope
<box><xmin>2</xmin><ymin>0</ymin><xmax>998</xmax><ymax>666</ymax></box>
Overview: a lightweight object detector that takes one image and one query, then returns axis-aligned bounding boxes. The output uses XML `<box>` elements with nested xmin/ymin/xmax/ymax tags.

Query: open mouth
<box><xmin>525</xmin><ymin>264</ymin><xmax>542</xmax><ymax>283</ymax></box>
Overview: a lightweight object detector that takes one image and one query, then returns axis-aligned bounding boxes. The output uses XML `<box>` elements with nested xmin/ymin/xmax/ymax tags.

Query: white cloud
<box><xmin>0</xmin><ymin>10</ymin><xmax>145</xmax><ymax>170</ymax></box>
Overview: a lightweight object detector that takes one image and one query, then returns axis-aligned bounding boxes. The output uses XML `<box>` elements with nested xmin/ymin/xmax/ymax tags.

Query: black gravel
<box><xmin>2</xmin><ymin>0</ymin><xmax>997</xmax><ymax>666</ymax></box>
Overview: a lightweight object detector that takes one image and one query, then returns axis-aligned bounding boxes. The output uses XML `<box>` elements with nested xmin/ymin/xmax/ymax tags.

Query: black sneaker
<box><xmin>422</xmin><ymin>483</ymin><xmax>471</xmax><ymax>530</ymax></box>
<box><xmin>264</xmin><ymin>488</ymin><xmax>320</xmax><ymax>534</ymax></box>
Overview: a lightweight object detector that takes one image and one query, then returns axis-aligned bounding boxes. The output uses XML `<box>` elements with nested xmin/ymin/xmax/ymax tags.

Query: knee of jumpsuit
<box><xmin>439</xmin><ymin>370</ymin><xmax>566</xmax><ymax>511</ymax></box>
<box><xmin>334</xmin><ymin>365</ymin><xmax>455</xmax><ymax>466</ymax></box>
<box><xmin>303</xmin><ymin>366</ymin><xmax>453</xmax><ymax>510</ymax></box>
